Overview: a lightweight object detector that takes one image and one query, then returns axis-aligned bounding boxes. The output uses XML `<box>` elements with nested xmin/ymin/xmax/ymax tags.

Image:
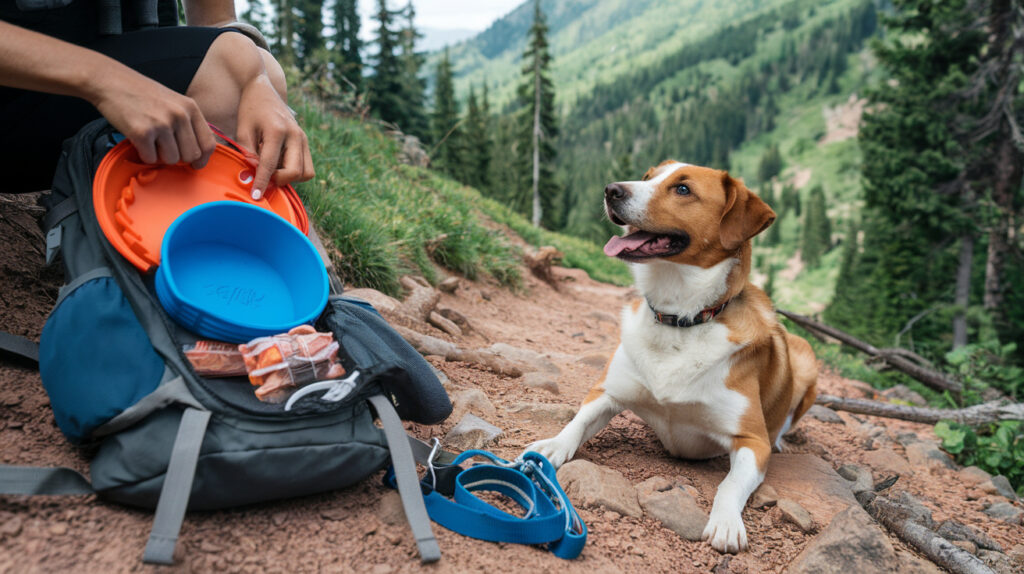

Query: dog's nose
<box><xmin>605</xmin><ymin>183</ymin><xmax>630</xmax><ymax>202</ymax></box>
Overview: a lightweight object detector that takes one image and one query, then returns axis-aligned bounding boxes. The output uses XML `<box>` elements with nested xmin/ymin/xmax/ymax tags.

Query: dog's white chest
<box><xmin>612</xmin><ymin>306</ymin><xmax>749</xmax><ymax>457</ymax></box>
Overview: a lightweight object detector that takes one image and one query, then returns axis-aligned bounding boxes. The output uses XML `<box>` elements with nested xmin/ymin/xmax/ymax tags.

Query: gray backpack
<box><xmin>0</xmin><ymin>120</ymin><xmax>454</xmax><ymax>565</ymax></box>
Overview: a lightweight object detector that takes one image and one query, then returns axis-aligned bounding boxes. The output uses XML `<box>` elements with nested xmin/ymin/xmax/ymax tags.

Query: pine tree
<box><xmin>827</xmin><ymin>0</ymin><xmax>984</xmax><ymax>352</ymax></box>
<box><xmin>294</xmin><ymin>0</ymin><xmax>324</xmax><ymax>69</ymax></box>
<box><xmin>517</xmin><ymin>0</ymin><xmax>559</xmax><ymax>228</ymax></box>
<box><xmin>331</xmin><ymin>0</ymin><xmax>362</xmax><ymax>90</ymax></box>
<box><xmin>367</xmin><ymin>0</ymin><xmax>407</xmax><ymax>128</ymax></box>
<box><xmin>757</xmin><ymin>143</ymin><xmax>783</xmax><ymax>184</ymax></box>
<box><xmin>801</xmin><ymin>185</ymin><xmax>831</xmax><ymax>268</ymax></box>
<box><xmin>463</xmin><ymin>85</ymin><xmax>492</xmax><ymax>191</ymax></box>
<box><xmin>270</xmin><ymin>0</ymin><xmax>297</xmax><ymax>65</ymax></box>
<box><xmin>398</xmin><ymin>2</ymin><xmax>428</xmax><ymax>140</ymax></box>
<box><xmin>431</xmin><ymin>48</ymin><xmax>462</xmax><ymax>178</ymax></box>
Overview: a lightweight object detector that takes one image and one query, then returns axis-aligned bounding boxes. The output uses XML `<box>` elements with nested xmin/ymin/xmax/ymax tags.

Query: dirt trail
<box><xmin>1</xmin><ymin>195</ymin><xmax>1022</xmax><ymax>573</ymax></box>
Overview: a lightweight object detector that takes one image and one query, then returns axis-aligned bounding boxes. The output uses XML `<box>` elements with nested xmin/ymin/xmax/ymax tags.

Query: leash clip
<box><xmin>283</xmin><ymin>370</ymin><xmax>361</xmax><ymax>411</ymax></box>
<box><xmin>425</xmin><ymin>437</ymin><xmax>442</xmax><ymax>491</ymax></box>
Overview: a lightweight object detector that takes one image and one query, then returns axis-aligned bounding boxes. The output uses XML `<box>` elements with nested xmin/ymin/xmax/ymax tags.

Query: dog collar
<box><xmin>648</xmin><ymin>299</ymin><xmax>730</xmax><ymax>328</ymax></box>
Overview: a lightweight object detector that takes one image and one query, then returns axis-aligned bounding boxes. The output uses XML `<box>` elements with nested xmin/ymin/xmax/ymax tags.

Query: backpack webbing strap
<box><xmin>0</xmin><ymin>465</ymin><xmax>92</xmax><ymax>495</ymax></box>
<box><xmin>142</xmin><ymin>407</ymin><xmax>210</xmax><ymax>565</ymax></box>
<box><xmin>42</xmin><ymin>196</ymin><xmax>78</xmax><ymax>265</ymax></box>
<box><xmin>367</xmin><ymin>394</ymin><xmax>441</xmax><ymax>564</ymax></box>
<box><xmin>0</xmin><ymin>331</ymin><xmax>39</xmax><ymax>365</ymax></box>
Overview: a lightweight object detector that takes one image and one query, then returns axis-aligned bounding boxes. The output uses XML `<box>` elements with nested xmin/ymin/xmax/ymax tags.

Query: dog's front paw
<box><xmin>524</xmin><ymin>437</ymin><xmax>576</xmax><ymax>468</ymax></box>
<box><xmin>702</xmin><ymin>509</ymin><xmax>748</xmax><ymax>554</ymax></box>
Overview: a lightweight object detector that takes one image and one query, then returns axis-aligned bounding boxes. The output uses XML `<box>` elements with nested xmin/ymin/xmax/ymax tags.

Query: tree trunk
<box><xmin>531</xmin><ymin>53</ymin><xmax>542</xmax><ymax>228</ymax></box>
<box><xmin>952</xmin><ymin>234</ymin><xmax>973</xmax><ymax>350</ymax></box>
<box><xmin>816</xmin><ymin>394</ymin><xmax>1024</xmax><ymax>426</ymax></box>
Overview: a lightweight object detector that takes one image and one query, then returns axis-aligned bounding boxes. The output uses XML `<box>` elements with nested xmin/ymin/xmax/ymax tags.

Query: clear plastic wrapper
<box><xmin>183</xmin><ymin>340</ymin><xmax>248</xmax><ymax>377</ymax></box>
<box><xmin>240</xmin><ymin>325</ymin><xmax>346</xmax><ymax>403</ymax></box>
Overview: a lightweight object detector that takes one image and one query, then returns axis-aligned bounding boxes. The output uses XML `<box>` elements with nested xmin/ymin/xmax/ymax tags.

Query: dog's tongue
<box><xmin>604</xmin><ymin>231</ymin><xmax>671</xmax><ymax>257</ymax></box>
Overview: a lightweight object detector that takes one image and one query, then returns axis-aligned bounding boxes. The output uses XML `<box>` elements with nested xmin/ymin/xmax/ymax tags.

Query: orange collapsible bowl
<box><xmin>93</xmin><ymin>139</ymin><xmax>309</xmax><ymax>272</ymax></box>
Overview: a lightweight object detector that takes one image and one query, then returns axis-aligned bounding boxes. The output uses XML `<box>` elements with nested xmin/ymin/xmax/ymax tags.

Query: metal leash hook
<box><xmin>284</xmin><ymin>370</ymin><xmax>361</xmax><ymax>411</ymax></box>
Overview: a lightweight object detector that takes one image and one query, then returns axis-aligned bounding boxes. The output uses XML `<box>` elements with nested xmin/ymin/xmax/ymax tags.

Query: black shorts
<box><xmin>0</xmin><ymin>26</ymin><xmax>233</xmax><ymax>193</ymax></box>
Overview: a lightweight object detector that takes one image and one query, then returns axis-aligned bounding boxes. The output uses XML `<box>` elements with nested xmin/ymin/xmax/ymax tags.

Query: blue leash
<box><xmin>385</xmin><ymin>449</ymin><xmax>587</xmax><ymax>560</ymax></box>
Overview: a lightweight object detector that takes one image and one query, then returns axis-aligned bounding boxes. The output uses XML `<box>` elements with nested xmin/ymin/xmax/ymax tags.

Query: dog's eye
<box><xmin>674</xmin><ymin>184</ymin><xmax>691</xmax><ymax>196</ymax></box>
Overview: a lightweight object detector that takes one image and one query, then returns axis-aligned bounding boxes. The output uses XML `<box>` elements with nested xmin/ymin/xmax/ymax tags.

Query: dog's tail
<box><xmin>786</xmin><ymin>333</ymin><xmax>818</xmax><ymax>424</ymax></box>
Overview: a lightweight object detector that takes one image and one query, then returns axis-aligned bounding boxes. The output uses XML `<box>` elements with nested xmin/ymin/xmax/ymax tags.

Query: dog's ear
<box><xmin>719</xmin><ymin>173</ymin><xmax>776</xmax><ymax>251</ymax></box>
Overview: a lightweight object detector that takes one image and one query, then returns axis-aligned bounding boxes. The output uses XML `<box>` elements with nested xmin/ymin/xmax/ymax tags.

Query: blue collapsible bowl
<box><xmin>156</xmin><ymin>201</ymin><xmax>328</xmax><ymax>343</ymax></box>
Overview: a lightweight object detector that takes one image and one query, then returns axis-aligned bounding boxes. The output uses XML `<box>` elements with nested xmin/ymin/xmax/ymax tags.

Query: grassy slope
<box><xmin>294</xmin><ymin>100</ymin><xmax>631</xmax><ymax>296</ymax></box>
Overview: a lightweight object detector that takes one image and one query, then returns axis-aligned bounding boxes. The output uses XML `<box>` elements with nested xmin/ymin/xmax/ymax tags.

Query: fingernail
<box><xmin>252</xmin><ymin>189</ymin><xmax>262</xmax><ymax>200</ymax></box>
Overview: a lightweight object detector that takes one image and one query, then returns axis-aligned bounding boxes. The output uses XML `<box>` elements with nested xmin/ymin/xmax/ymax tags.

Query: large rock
<box><xmin>636</xmin><ymin>477</ymin><xmax>708</xmax><ymax>541</ymax></box>
<box><xmin>836</xmin><ymin>463</ymin><xmax>873</xmax><ymax>495</ymax></box>
<box><xmin>557</xmin><ymin>460</ymin><xmax>642</xmax><ymax>518</ymax></box>
<box><xmin>862</xmin><ymin>447</ymin><xmax>913</xmax><ymax>477</ymax></box>
<box><xmin>764</xmin><ymin>454</ymin><xmax>860</xmax><ymax>527</ymax></box>
<box><xmin>936</xmin><ymin>519</ymin><xmax>1002</xmax><ymax>552</ymax></box>
<box><xmin>778</xmin><ymin>498</ymin><xmax>815</xmax><ymax>533</ymax></box>
<box><xmin>959</xmin><ymin>466</ymin><xmax>993</xmax><ymax>486</ymax></box>
<box><xmin>881</xmin><ymin>384</ymin><xmax>928</xmax><ymax>407</ymax></box>
<box><xmin>444</xmin><ymin>414</ymin><xmax>502</xmax><ymax>451</ymax></box>
<box><xmin>522</xmin><ymin>371</ymin><xmax>559</xmax><ymax>395</ymax></box>
<box><xmin>786</xmin><ymin>505</ymin><xmax>897</xmax><ymax>574</ymax></box>
<box><xmin>981</xmin><ymin>475</ymin><xmax>1019</xmax><ymax>501</ymax></box>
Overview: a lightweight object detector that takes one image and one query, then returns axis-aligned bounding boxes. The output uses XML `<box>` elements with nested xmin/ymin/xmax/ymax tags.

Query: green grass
<box><xmin>294</xmin><ymin>98</ymin><xmax>631</xmax><ymax>295</ymax></box>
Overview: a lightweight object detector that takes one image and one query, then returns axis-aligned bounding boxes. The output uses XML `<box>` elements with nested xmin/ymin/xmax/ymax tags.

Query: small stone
<box><xmin>7</xmin><ymin>421</ymin><xmax>23</xmax><ymax>429</ymax></box>
<box><xmin>777</xmin><ymin>498</ymin><xmax>815</xmax><ymax>532</ymax></box>
<box><xmin>508</xmin><ymin>402</ymin><xmax>577</xmax><ymax>425</ymax></box>
<box><xmin>48</xmin><ymin>523</ymin><xmax>68</xmax><ymax>536</ymax></box>
<box><xmin>0</xmin><ymin>515</ymin><xmax>23</xmax><ymax>537</ymax></box>
<box><xmin>951</xmin><ymin>540</ymin><xmax>977</xmax><ymax>555</ymax></box>
<box><xmin>979</xmin><ymin>550</ymin><xmax>1018</xmax><ymax>574</ymax></box>
<box><xmin>444</xmin><ymin>413</ymin><xmax>502</xmax><ymax>451</ymax></box>
<box><xmin>451</xmin><ymin>388</ymin><xmax>496</xmax><ymax>420</ymax></box>
<box><xmin>578</xmin><ymin>353</ymin><xmax>610</xmax><ymax>369</ymax></box>
<box><xmin>959</xmin><ymin>466</ymin><xmax>993</xmax><ymax>486</ymax></box>
<box><xmin>271</xmin><ymin>512</ymin><xmax>288</xmax><ymax>527</ymax></box>
<box><xmin>905</xmin><ymin>442</ymin><xmax>957</xmax><ymax>470</ymax></box>
<box><xmin>522</xmin><ymin>371</ymin><xmax>559</xmax><ymax>395</ymax></box>
<box><xmin>557</xmin><ymin>460</ymin><xmax>642</xmax><ymax>518</ymax></box>
<box><xmin>487</xmin><ymin>343</ymin><xmax>560</xmax><ymax>374</ymax></box>
<box><xmin>639</xmin><ymin>486</ymin><xmax>708</xmax><ymax>541</ymax></box>
<box><xmin>806</xmin><ymin>405</ymin><xmax>844</xmax><ymax>424</ymax></box>
<box><xmin>750</xmin><ymin>484</ymin><xmax>779</xmax><ymax>509</ymax></box>
<box><xmin>984</xmin><ymin>502</ymin><xmax>1023</xmax><ymax>524</ymax></box>
<box><xmin>837</xmin><ymin>463</ymin><xmax>873</xmax><ymax>494</ymax></box>
<box><xmin>603</xmin><ymin>511</ymin><xmax>621</xmax><ymax>521</ymax></box>
<box><xmin>987</xmin><ymin>476</ymin><xmax>1019</xmax><ymax>501</ymax></box>
<box><xmin>1007</xmin><ymin>545</ymin><xmax>1024</xmax><ymax>565</ymax></box>
<box><xmin>437</xmin><ymin>277</ymin><xmax>460</xmax><ymax>293</ymax></box>
<box><xmin>370</xmin><ymin>564</ymin><xmax>395</xmax><ymax>574</ymax></box>
<box><xmin>892</xmin><ymin>491</ymin><xmax>935</xmax><ymax>528</ymax></box>
<box><xmin>320</xmin><ymin>507</ymin><xmax>347</xmax><ymax>521</ymax></box>
<box><xmin>629</xmin><ymin>527</ymin><xmax>644</xmax><ymax>539</ymax></box>
<box><xmin>881</xmin><ymin>384</ymin><xmax>928</xmax><ymax>407</ymax></box>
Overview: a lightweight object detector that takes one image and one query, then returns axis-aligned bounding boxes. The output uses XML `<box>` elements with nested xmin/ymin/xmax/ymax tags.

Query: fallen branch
<box><xmin>393</xmin><ymin>325</ymin><xmax>522</xmax><ymax>377</ymax></box>
<box><xmin>778</xmin><ymin>309</ymin><xmax>963</xmax><ymax>394</ymax></box>
<box><xmin>859</xmin><ymin>492</ymin><xmax>995</xmax><ymax>574</ymax></box>
<box><xmin>816</xmin><ymin>394</ymin><xmax>1024</xmax><ymax>426</ymax></box>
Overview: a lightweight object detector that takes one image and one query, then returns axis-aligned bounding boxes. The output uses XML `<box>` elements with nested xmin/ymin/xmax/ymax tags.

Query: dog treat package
<box><xmin>184</xmin><ymin>340</ymin><xmax>249</xmax><ymax>377</ymax></box>
<box><xmin>239</xmin><ymin>325</ymin><xmax>347</xmax><ymax>403</ymax></box>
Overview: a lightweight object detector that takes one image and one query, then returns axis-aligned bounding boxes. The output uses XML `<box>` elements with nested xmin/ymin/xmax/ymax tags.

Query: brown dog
<box><xmin>527</xmin><ymin>161</ymin><xmax>818</xmax><ymax>553</ymax></box>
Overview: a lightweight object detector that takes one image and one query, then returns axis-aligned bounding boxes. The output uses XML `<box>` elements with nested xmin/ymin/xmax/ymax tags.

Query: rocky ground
<box><xmin>1</xmin><ymin>194</ymin><xmax>1022</xmax><ymax>573</ymax></box>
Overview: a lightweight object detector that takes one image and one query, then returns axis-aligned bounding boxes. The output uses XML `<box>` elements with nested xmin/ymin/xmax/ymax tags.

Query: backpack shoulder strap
<box><xmin>0</xmin><ymin>331</ymin><xmax>39</xmax><ymax>365</ymax></box>
<box><xmin>0</xmin><ymin>465</ymin><xmax>92</xmax><ymax>495</ymax></box>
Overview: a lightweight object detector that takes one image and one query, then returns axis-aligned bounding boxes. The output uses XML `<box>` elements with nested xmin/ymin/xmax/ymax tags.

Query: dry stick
<box><xmin>778</xmin><ymin>309</ymin><xmax>963</xmax><ymax>394</ymax></box>
<box><xmin>859</xmin><ymin>492</ymin><xmax>995</xmax><ymax>574</ymax></box>
<box><xmin>816</xmin><ymin>394</ymin><xmax>1024</xmax><ymax>426</ymax></box>
<box><xmin>393</xmin><ymin>325</ymin><xmax>523</xmax><ymax>378</ymax></box>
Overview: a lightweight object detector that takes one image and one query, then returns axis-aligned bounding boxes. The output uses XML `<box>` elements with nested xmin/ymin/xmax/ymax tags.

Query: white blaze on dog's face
<box><xmin>603</xmin><ymin>161</ymin><xmax>776</xmax><ymax>268</ymax></box>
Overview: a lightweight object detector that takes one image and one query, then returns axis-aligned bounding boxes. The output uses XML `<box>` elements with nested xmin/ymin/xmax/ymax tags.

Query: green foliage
<box><xmin>462</xmin><ymin>86</ymin><xmax>493</xmax><ymax>192</ymax></box>
<box><xmin>295</xmin><ymin>101</ymin><xmax>520</xmax><ymax>296</ymax></box>
<box><xmin>935</xmin><ymin>421</ymin><xmax>1024</xmax><ymax>495</ymax></box>
<box><xmin>758</xmin><ymin>143</ymin><xmax>784</xmax><ymax>185</ymax></box>
<box><xmin>367</xmin><ymin>0</ymin><xmax>413</xmax><ymax>132</ymax></box>
<box><xmin>331</xmin><ymin>0</ymin><xmax>362</xmax><ymax>90</ymax></box>
<box><xmin>946</xmin><ymin>342</ymin><xmax>1024</xmax><ymax>401</ymax></box>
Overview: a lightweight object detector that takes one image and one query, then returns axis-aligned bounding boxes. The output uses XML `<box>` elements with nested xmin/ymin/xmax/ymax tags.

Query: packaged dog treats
<box><xmin>239</xmin><ymin>325</ymin><xmax>346</xmax><ymax>403</ymax></box>
<box><xmin>183</xmin><ymin>340</ymin><xmax>248</xmax><ymax>377</ymax></box>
